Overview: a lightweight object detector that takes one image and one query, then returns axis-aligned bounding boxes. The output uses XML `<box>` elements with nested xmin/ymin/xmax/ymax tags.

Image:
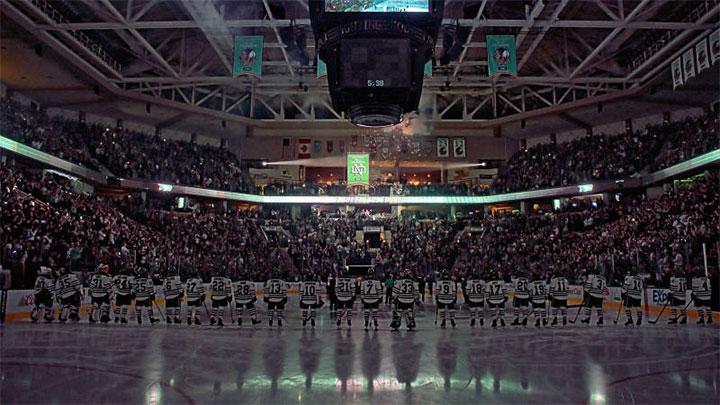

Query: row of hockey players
<box><xmin>31</xmin><ymin>264</ymin><xmax>713</xmax><ymax>328</ymax></box>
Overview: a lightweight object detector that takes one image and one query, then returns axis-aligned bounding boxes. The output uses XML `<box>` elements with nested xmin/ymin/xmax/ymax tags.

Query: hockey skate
<box><xmin>150</xmin><ymin>318</ymin><xmax>160</xmax><ymax>325</ymax></box>
<box><xmin>596</xmin><ymin>317</ymin><xmax>603</xmax><ymax>326</ymax></box>
<box><xmin>240</xmin><ymin>317</ymin><xmax>245</xmax><ymax>326</ymax></box>
<box><xmin>635</xmin><ymin>317</ymin><xmax>641</xmax><ymax>326</ymax></box>
<box><xmin>624</xmin><ymin>317</ymin><xmax>634</xmax><ymax>326</ymax></box>
<box><xmin>667</xmin><ymin>317</ymin><xmax>678</xmax><ymax>324</ymax></box>
<box><xmin>114</xmin><ymin>317</ymin><xmax>120</xmax><ymax>323</ymax></box>
<box><xmin>45</xmin><ymin>314</ymin><xmax>55</xmax><ymax>323</ymax></box>
<box><xmin>30</xmin><ymin>310</ymin><xmax>39</xmax><ymax>323</ymax></box>
<box><xmin>166</xmin><ymin>317</ymin><xmax>173</xmax><ymax>324</ymax></box>
<box><xmin>217</xmin><ymin>318</ymin><xmax>224</xmax><ymax>327</ymax></box>
<box><xmin>542</xmin><ymin>319</ymin><xmax>548</xmax><ymax>326</ymax></box>
<box><xmin>364</xmin><ymin>320</ymin><xmax>369</xmax><ymax>331</ymax></box>
<box><xmin>470</xmin><ymin>318</ymin><xmax>476</xmax><ymax>327</ymax></box>
<box><xmin>500</xmin><ymin>318</ymin><xmax>506</xmax><ymax>327</ymax></box>
<box><xmin>479</xmin><ymin>318</ymin><xmax>484</xmax><ymax>327</ymax></box>
<box><xmin>562</xmin><ymin>317</ymin><xmax>567</xmax><ymax>326</ymax></box>
<box><xmin>707</xmin><ymin>315</ymin><xmax>713</xmax><ymax>324</ymax></box>
<box><xmin>679</xmin><ymin>316</ymin><xmax>687</xmax><ymax>325</ymax></box>
<box><xmin>89</xmin><ymin>315</ymin><xmax>96</xmax><ymax>324</ymax></box>
<box><xmin>491</xmin><ymin>319</ymin><xmax>497</xmax><ymax>328</ymax></box>
<box><xmin>511</xmin><ymin>318</ymin><xmax>520</xmax><ymax>326</ymax></box>
<box><xmin>137</xmin><ymin>316</ymin><xmax>143</xmax><ymax>325</ymax></box>
<box><xmin>535</xmin><ymin>319</ymin><xmax>541</xmax><ymax>328</ymax></box>
<box><xmin>347</xmin><ymin>319</ymin><xmax>352</xmax><ymax>327</ymax></box>
<box><xmin>408</xmin><ymin>319</ymin><xmax>416</xmax><ymax>330</ymax></box>
<box><xmin>187</xmin><ymin>317</ymin><xmax>192</xmax><ymax>326</ymax></box>
<box><xmin>174</xmin><ymin>317</ymin><xmax>181</xmax><ymax>324</ymax></box>
<box><xmin>310</xmin><ymin>319</ymin><xmax>316</xmax><ymax>328</ymax></box>
<box><xmin>441</xmin><ymin>320</ymin><xmax>446</xmax><ymax>329</ymax></box>
<box><xmin>120</xmin><ymin>318</ymin><xmax>128</xmax><ymax>324</ymax></box>
<box><xmin>521</xmin><ymin>318</ymin><xmax>528</xmax><ymax>326</ymax></box>
<box><xmin>277</xmin><ymin>319</ymin><xmax>283</xmax><ymax>327</ymax></box>
<box><xmin>374</xmin><ymin>319</ymin><xmax>378</xmax><ymax>330</ymax></box>
<box><xmin>581</xmin><ymin>317</ymin><xmax>591</xmax><ymax>324</ymax></box>
<box><xmin>336</xmin><ymin>318</ymin><xmax>342</xmax><ymax>328</ymax></box>
<box><xmin>100</xmin><ymin>314</ymin><xmax>110</xmax><ymax>323</ymax></box>
<box><xmin>450</xmin><ymin>319</ymin><xmax>456</xmax><ymax>328</ymax></box>
<box><xmin>697</xmin><ymin>317</ymin><xmax>705</xmax><ymax>325</ymax></box>
<box><xmin>210</xmin><ymin>317</ymin><xmax>217</xmax><ymax>326</ymax></box>
<box><xmin>551</xmin><ymin>317</ymin><xmax>558</xmax><ymax>326</ymax></box>
<box><xmin>194</xmin><ymin>317</ymin><xmax>202</xmax><ymax>326</ymax></box>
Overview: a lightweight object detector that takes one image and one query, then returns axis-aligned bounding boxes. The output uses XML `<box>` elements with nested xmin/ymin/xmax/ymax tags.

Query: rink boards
<box><xmin>2</xmin><ymin>283</ymin><xmax>716</xmax><ymax>322</ymax></box>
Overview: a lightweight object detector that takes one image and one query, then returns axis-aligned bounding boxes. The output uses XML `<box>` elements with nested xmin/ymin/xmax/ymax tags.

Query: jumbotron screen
<box><xmin>325</xmin><ymin>0</ymin><xmax>430</xmax><ymax>13</ymax></box>
<box><xmin>340</xmin><ymin>38</ymin><xmax>411</xmax><ymax>88</ymax></box>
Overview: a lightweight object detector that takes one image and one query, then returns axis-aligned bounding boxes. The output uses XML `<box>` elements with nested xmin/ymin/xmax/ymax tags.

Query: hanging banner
<box><xmin>709</xmin><ymin>29</ymin><xmax>720</xmax><ymax>65</ymax></box>
<box><xmin>453</xmin><ymin>137</ymin><xmax>466</xmax><ymax>158</ymax></box>
<box><xmin>682</xmin><ymin>48</ymin><xmax>696</xmax><ymax>82</ymax></box>
<box><xmin>233</xmin><ymin>36</ymin><xmax>264</xmax><ymax>77</ymax></box>
<box><xmin>487</xmin><ymin>35</ymin><xmax>517</xmax><ymax>78</ymax></box>
<box><xmin>317</xmin><ymin>56</ymin><xmax>327</xmax><ymax>78</ymax></box>
<box><xmin>313</xmin><ymin>140</ymin><xmax>322</xmax><ymax>154</ymax></box>
<box><xmin>327</xmin><ymin>140</ymin><xmax>334</xmax><ymax>153</ymax></box>
<box><xmin>671</xmin><ymin>58</ymin><xmax>683</xmax><ymax>89</ymax></box>
<box><xmin>347</xmin><ymin>153</ymin><xmax>370</xmax><ymax>185</ymax></box>
<box><xmin>696</xmin><ymin>38</ymin><xmax>710</xmax><ymax>73</ymax></box>
<box><xmin>339</xmin><ymin>140</ymin><xmax>345</xmax><ymax>153</ymax></box>
<box><xmin>437</xmin><ymin>137</ymin><xmax>449</xmax><ymax>158</ymax></box>
<box><xmin>424</xmin><ymin>60</ymin><xmax>433</xmax><ymax>77</ymax></box>
<box><xmin>351</xmin><ymin>135</ymin><xmax>358</xmax><ymax>147</ymax></box>
<box><xmin>298</xmin><ymin>138</ymin><xmax>311</xmax><ymax>159</ymax></box>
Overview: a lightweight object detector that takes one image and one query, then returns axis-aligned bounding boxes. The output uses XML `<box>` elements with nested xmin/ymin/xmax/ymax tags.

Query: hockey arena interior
<box><xmin>1</xmin><ymin>0</ymin><xmax>719</xmax><ymax>404</ymax></box>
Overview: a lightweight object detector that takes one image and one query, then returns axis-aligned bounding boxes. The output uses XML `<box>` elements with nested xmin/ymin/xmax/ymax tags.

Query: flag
<box><xmin>298</xmin><ymin>138</ymin><xmax>311</xmax><ymax>158</ymax></box>
<box><xmin>327</xmin><ymin>140</ymin><xmax>333</xmax><ymax>153</ymax></box>
<box><xmin>710</xmin><ymin>29</ymin><xmax>720</xmax><ymax>65</ymax></box>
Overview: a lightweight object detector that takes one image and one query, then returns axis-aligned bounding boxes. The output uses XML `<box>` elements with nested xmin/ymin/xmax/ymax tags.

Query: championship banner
<box><xmin>682</xmin><ymin>48</ymin><xmax>696</xmax><ymax>82</ymax></box>
<box><xmin>233</xmin><ymin>36</ymin><xmax>264</xmax><ymax>77</ymax></box>
<box><xmin>437</xmin><ymin>137</ymin><xmax>449</xmax><ymax>158</ymax></box>
<box><xmin>317</xmin><ymin>56</ymin><xmax>327</xmax><ymax>78</ymax></box>
<box><xmin>347</xmin><ymin>153</ymin><xmax>370</xmax><ymax>185</ymax></box>
<box><xmin>696</xmin><ymin>38</ymin><xmax>710</xmax><ymax>73</ymax></box>
<box><xmin>709</xmin><ymin>29</ymin><xmax>720</xmax><ymax>65</ymax></box>
<box><xmin>453</xmin><ymin>137</ymin><xmax>466</xmax><ymax>158</ymax></box>
<box><xmin>424</xmin><ymin>60</ymin><xmax>433</xmax><ymax>77</ymax></box>
<box><xmin>487</xmin><ymin>35</ymin><xmax>517</xmax><ymax>78</ymax></box>
<box><xmin>313</xmin><ymin>140</ymin><xmax>322</xmax><ymax>154</ymax></box>
<box><xmin>671</xmin><ymin>58</ymin><xmax>683</xmax><ymax>89</ymax></box>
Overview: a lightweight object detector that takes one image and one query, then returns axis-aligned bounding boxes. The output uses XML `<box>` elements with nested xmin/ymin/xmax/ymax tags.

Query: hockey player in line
<box><xmin>621</xmin><ymin>267</ymin><xmax>643</xmax><ymax>326</ymax></box>
<box><xmin>265</xmin><ymin>271</ymin><xmax>289</xmax><ymax>327</ymax></box>
<box><xmin>88</xmin><ymin>264</ymin><xmax>113</xmax><ymax>323</ymax></box>
<box><xmin>668</xmin><ymin>268</ymin><xmax>688</xmax><ymax>324</ymax></box>
<box><xmin>582</xmin><ymin>268</ymin><xmax>608</xmax><ymax>326</ymax></box>
<box><xmin>435</xmin><ymin>270</ymin><xmax>457</xmax><ymax>329</ymax></box>
<box><xmin>360</xmin><ymin>269</ymin><xmax>383</xmax><ymax>331</ymax></box>
<box><xmin>133</xmin><ymin>267</ymin><xmax>159</xmax><ymax>324</ymax></box>
<box><xmin>529</xmin><ymin>270</ymin><xmax>548</xmax><ymax>327</ymax></box>
<box><xmin>486</xmin><ymin>270</ymin><xmax>507</xmax><ymax>328</ymax></box>
<box><xmin>163</xmin><ymin>270</ymin><xmax>184</xmax><ymax>324</ymax></box>
<box><xmin>691</xmin><ymin>266</ymin><xmax>713</xmax><ymax>325</ymax></box>
<box><xmin>335</xmin><ymin>273</ymin><xmax>356</xmax><ymax>329</ymax></box>
<box><xmin>234</xmin><ymin>273</ymin><xmax>262</xmax><ymax>327</ymax></box>
<box><xmin>300</xmin><ymin>273</ymin><xmax>323</xmax><ymax>328</ymax></box>
<box><xmin>113</xmin><ymin>267</ymin><xmax>135</xmax><ymax>324</ymax></box>
<box><xmin>56</xmin><ymin>267</ymin><xmax>82</xmax><ymax>322</ymax></box>
<box><xmin>463</xmin><ymin>270</ymin><xmax>485</xmax><ymax>327</ymax></box>
<box><xmin>210</xmin><ymin>270</ymin><xmax>232</xmax><ymax>327</ymax></box>
<box><xmin>511</xmin><ymin>269</ymin><xmax>530</xmax><ymax>326</ymax></box>
<box><xmin>548</xmin><ymin>268</ymin><xmax>569</xmax><ymax>326</ymax></box>
<box><xmin>184</xmin><ymin>271</ymin><xmax>206</xmax><ymax>325</ymax></box>
<box><xmin>31</xmin><ymin>266</ymin><xmax>56</xmax><ymax>323</ymax></box>
<box><xmin>390</xmin><ymin>270</ymin><xmax>418</xmax><ymax>331</ymax></box>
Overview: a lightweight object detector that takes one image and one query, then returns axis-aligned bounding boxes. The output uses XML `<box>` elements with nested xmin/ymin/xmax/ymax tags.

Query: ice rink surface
<box><xmin>1</xmin><ymin>309</ymin><xmax>719</xmax><ymax>405</ymax></box>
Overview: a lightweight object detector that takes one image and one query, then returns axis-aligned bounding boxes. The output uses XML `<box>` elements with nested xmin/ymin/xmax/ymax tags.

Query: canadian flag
<box><xmin>298</xmin><ymin>138</ymin><xmax>311</xmax><ymax>159</ymax></box>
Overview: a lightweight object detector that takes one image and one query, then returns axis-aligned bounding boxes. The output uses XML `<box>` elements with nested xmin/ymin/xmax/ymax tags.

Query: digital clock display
<box><xmin>367</xmin><ymin>80</ymin><xmax>385</xmax><ymax>87</ymax></box>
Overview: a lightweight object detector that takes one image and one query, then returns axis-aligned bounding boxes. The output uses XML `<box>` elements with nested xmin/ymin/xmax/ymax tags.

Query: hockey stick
<box><xmin>569</xmin><ymin>298</ymin><xmax>586</xmax><ymax>324</ymax></box>
<box><xmin>613</xmin><ymin>296</ymin><xmax>626</xmax><ymax>324</ymax></box>
<box><xmin>203</xmin><ymin>301</ymin><xmax>211</xmax><ymax>318</ymax></box>
<box><xmin>648</xmin><ymin>300</ymin><xmax>669</xmax><ymax>324</ymax></box>
<box><xmin>152</xmin><ymin>301</ymin><xmax>165</xmax><ymax>322</ymax></box>
<box><xmin>434</xmin><ymin>304</ymin><xmax>438</xmax><ymax>325</ymax></box>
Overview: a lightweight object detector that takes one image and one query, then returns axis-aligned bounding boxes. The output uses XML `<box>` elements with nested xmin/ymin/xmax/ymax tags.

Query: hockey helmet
<box><xmin>367</xmin><ymin>268</ymin><xmax>375</xmax><ymax>279</ymax></box>
<box><xmin>441</xmin><ymin>269</ymin><xmax>451</xmax><ymax>280</ymax></box>
<box><xmin>39</xmin><ymin>266</ymin><xmax>52</xmax><ymax>276</ymax></box>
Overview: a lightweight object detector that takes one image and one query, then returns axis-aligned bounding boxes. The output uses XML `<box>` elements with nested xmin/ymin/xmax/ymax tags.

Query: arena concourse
<box><xmin>1</xmin><ymin>1</ymin><xmax>719</xmax><ymax>404</ymax></box>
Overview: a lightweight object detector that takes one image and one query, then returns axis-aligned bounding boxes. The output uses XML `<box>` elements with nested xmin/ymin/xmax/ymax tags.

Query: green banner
<box><xmin>317</xmin><ymin>56</ymin><xmax>327</xmax><ymax>78</ymax></box>
<box><xmin>487</xmin><ymin>35</ymin><xmax>517</xmax><ymax>77</ymax></box>
<box><xmin>424</xmin><ymin>60</ymin><xmax>432</xmax><ymax>77</ymax></box>
<box><xmin>233</xmin><ymin>36</ymin><xmax>263</xmax><ymax>77</ymax></box>
<box><xmin>347</xmin><ymin>153</ymin><xmax>370</xmax><ymax>185</ymax></box>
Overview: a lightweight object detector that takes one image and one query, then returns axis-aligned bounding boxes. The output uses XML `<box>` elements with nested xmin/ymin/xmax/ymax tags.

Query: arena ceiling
<box><xmin>1</xmin><ymin>0</ymin><xmax>719</xmax><ymax>137</ymax></box>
